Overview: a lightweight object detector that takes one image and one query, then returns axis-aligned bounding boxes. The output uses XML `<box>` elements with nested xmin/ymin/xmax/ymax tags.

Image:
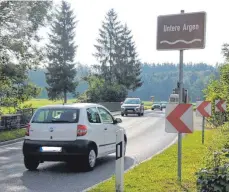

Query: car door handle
<box><xmin>104</xmin><ymin>128</ymin><xmax>107</xmax><ymax>130</ymax></box>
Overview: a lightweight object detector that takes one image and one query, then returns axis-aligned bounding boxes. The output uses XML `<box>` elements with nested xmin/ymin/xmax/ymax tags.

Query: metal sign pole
<box><xmin>178</xmin><ymin>9</ymin><xmax>184</xmax><ymax>183</ymax></box>
<box><xmin>115</xmin><ymin>129</ymin><xmax>124</xmax><ymax>192</ymax></box>
<box><xmin>202</xmin><ymin>116</ymin><xmax>205</xmax><ymax>144</ymax></box>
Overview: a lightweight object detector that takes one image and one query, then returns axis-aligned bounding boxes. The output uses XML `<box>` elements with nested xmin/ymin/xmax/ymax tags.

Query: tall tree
<box><xmin>93</xmin><ymin>9</ymin><xmax>142</xmax><ymax>92</ymax></box>
<box><xmin>46</xmin><ymin>0</ymin><xmax>78</xmax><ymax>103</ymax></box>
<box><xmin>93</xmin><ymin>9</ymin><xmax>123</xmax><ymax>83</ymax></box>
<box><xmin>0</xmin><ymin>1</ymin><xmax>52</xmax><ymax>70</ymax></box>
<box><xmin>117</xmin><ymin>24</ymin><xmax>142</xmax><ymax>91</ymax></box>
<box><xmin>0</xmin><ymin>1</ymin><xmax>52</xmax><ymax>110</ymax></box>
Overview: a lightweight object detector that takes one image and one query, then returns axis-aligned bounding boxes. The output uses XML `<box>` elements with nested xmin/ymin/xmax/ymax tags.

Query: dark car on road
<box><xmin>161</xmin><ymin>103</ymin><xmax>167</xmax><ymax>109</ymax></box>
<box><xmin>121</xmin><ymin>98</ymin><xmax>144</xmax><ymax>116</ymax></box>
<box><xmin>151</xmin><ymin>103</ymin><xmax>162</xmax><ymax>111</ymax></box>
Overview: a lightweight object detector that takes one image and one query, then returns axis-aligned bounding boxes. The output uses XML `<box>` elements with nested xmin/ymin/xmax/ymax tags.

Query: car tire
<box><xmin>141</xmin><ymin>109</ymin><xmax>144</xmax><ymax>116</ymax></box>
<box><xmin>121</xmin><ymin>113</ymin><xmax>124</xmax><ymax>116</ymax></box>
<box><xmin>138</xmin><ymin>113</ymin><xmax>141</xmax><ymax>116</ymax></box>
<box><xmin>83</xmin><ymin>146</ymin><xmax>97</xmax><ymax>171</ymax></box>
<box><xmin>24</xmin><ymin>156</ymin><xmax>39</xmax><ymax>171</ymax></box>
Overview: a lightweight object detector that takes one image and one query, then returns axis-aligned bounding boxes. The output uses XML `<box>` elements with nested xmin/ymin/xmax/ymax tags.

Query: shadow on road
<box><xmin>20</xmin><ymin>155</ymin><xmax>135</xmax><ymax>192</ymax></box>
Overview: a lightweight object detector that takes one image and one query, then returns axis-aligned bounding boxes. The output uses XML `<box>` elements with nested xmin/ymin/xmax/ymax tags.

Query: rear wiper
<box><xmin>51</xmin><ymin>120</ymin><xmax>71</xmax><ymax>123</ymax></box>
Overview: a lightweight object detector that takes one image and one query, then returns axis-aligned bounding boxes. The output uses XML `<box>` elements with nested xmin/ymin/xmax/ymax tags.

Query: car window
<box><xmin>124</xmin><ymin>98</ymin><xmax>140</xmax><ymax>104</ymax></box>
<box><xmin>31</xmin><ymin>108</ymin><xmax>79</xmax><ymax>123</ymax></box>
<box><xmin>86</xmin><ymin>107</ymin><xmax>101</xmax><ymax>123</ymax></box>
<box><xmin>97</xmin><ymin>107</ymin><xmax>113</xmax><ymax>124</ymax></box>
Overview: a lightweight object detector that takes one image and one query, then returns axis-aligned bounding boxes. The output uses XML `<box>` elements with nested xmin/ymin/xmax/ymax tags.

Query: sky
<box><xmin>49</xmin><ymin>0</ymin><xmax>229</xmax><ymax>66</ymax></box>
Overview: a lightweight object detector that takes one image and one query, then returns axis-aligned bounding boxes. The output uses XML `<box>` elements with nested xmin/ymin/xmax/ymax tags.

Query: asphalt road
<box><xmin>0</xmin><ymin>109</ymin><xmax>177</xmax><ymax>192</ymax></box>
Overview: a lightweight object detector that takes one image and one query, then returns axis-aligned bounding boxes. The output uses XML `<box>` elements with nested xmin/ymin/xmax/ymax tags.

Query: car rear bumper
<box><xmin>23</xmin><ymin>139</ymin><xmax>91</xmax><ymax>161</ymax></box>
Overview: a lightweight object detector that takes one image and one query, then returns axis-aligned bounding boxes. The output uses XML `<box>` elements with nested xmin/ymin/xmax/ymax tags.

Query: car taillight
<box><xmin>25</xmin><ymin>123</ymin><xmax>30</xmax><ymax>136</ymax></box>
<box><xmin>77</xmin><ymin>125</ymin><xmax>87</xmax><ymax>136</ymax></box>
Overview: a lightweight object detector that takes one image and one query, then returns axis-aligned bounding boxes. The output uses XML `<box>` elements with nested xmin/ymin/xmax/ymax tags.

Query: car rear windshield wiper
<box><xmin>51</xmin><ymin>120</ymin><xmax>72</xmax><ymax>123</ymax></box>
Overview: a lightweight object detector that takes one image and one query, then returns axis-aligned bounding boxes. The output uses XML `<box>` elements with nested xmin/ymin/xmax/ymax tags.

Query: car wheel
<box><xmin>83</xmin><ymin>147</ymin><xmax>97</xmax><ymax>171</ymax></box>
<box><xmin>138</xmin><ymin>113</ymin><xmax>141</xmax><ymax>116</ymax></box>
<box><xmin>121</xmin><ymin>113</ymin><xmax>124</xmax><ymax>116</ymax></box>
<box><xmin>24</xmin><ymin>156</ymin><xmax>39</xmax><ymax>171</ymax></box>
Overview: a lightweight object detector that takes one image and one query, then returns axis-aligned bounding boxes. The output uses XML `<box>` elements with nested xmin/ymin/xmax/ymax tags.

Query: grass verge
<box><xmin>144</xmin><ymin>106</ymin><xmax>151</xmax><ymax>110</ymax></box>
<box><xmin>89</xmin><ymin>129</ymin><xmax>221</xmax><ymax>192</ymax></box>
<box><xmin>1</xmin><ymin>99</ymin><xmax>77</xmax><ymax>114</ymax></box>
<box><xmin>143</xmin><ymin>101</ymin><xmax>153</xmax><ymax>106</ymax></box>
<box><xmin>22</xmin><ymin>98</ymin><xmax>76</xmax><ymax>108</ymax></box>
<box><xmin>0</xmin><ymin>129</ymin><xmax>25</xmax><ymax>142</ymax></box>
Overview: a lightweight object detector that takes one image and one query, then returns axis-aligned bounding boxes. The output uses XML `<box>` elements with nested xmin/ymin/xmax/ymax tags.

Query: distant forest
<box><xmin>28</xmin><ymin>63</ymin><xmax>219</xmax><ymax>102</ymax></box>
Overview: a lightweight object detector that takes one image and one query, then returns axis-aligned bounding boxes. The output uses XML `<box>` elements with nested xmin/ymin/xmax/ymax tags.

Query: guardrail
<box><xmin>98</xmin><ymin>102</ymin><xmax>121</xmax><ymax>112</ymax></box>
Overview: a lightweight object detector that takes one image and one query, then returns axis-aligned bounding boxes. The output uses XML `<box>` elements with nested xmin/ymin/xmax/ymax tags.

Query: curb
<box><xmin>0</xmin><ymin>137</ymin><xmax>24</xmax><ymax>146</ymax></box>
<box><xmin>83</xmin><ymin>135</ymin><xmax>178</xmax><ymax>192</ymax></box>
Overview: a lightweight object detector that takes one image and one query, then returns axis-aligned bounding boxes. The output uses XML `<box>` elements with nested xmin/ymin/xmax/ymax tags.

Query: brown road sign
<box><xmin>156</xmin><ymin>11</ymin><xmax>206</xmax><ymax>50</ymax></box>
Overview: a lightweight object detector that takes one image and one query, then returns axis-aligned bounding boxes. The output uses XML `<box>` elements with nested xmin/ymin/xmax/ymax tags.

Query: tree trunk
<box><xmin>64</xmin><ymin>90</ymin><xmax>67</xmax><ymax>104</ymax></box>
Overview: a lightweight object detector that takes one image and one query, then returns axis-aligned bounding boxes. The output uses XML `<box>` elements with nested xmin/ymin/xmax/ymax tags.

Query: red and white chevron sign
<box><xmin>215</xmin><ymin>100</ymin><xmax>226</xmax><ymax>112</ymax></box>
<box><xmin>165</xmin><ymin>103</ymin><xmax>193</xmax><ymax>133</ymax></box>
<box><xmin>196</xmin><ymin>101</ymin><xmax>211</xmax><ymax>117</ymax></box>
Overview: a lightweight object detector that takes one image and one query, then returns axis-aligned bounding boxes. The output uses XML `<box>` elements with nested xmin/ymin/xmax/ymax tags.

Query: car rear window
<box><xmin>31</xmin><ymin>108</ymin><xmax>80</xmax><ymax>123</ymax></box>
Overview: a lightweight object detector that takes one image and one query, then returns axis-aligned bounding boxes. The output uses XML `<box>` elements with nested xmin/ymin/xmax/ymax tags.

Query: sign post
<box><xmin>158</xmin><ymin>10</ymin><xmax>206</xmax><ymax>182</ymax></box>
<box><xmin>215</xmin><ymin>99</ymin><xmax>227</xmax><ymax>124</ymax></box>
<box><xmin>115</xmin><ymin>129</ymin><xmax>124</xmax><ymax>192</ymax></box>
<box><xmin>177</xmin><ymin>10</ymin><xmax>184</xmax><ymax>182</ymax></box>
<box><xmin>202</xmin><ymin>116</ymin><xmax>205</xmax><ymax>144</ymax></box>
<box><xmin>196</xmin><ymin>101</ymin><xmax>211</xmax><ymax>144</ymax></box>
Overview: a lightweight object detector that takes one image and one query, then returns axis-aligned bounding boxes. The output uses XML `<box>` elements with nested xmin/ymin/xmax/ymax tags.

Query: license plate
<box><xmin>127</xmin><ymin>110</ymin><xmax>132</xmax><ymax>112</ymax></box>
<box><xmin>40</xmin><ymin>146</ymin><xmax>62</xmax><ymax>152</ymax></box>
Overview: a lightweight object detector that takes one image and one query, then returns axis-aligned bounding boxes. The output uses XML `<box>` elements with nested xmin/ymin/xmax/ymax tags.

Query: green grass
<box><xmin>0</xmin><ymin>129</ymin><xmax>25</xmax><ymax>142</ymax></box>
<box><xmin>89</xmin><ymin>129</ymin><xmax>220</xmax><ymax>192</ymax></box>
<box><xmin>143</xmin><ymin>101</ymin><xmax>153</xmax><ymax>106</ymax></box>
<box><xmin>23</xmin><ymin>98</ymin><xmax>76</xmax><ymax>108</ymax></box>
<box><xmin>144</xmin><ymin>106</ymin><xmax>151</xmax><ymax>110</ymax></box>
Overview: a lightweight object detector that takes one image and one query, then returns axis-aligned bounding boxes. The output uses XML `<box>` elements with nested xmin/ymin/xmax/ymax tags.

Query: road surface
<box><xmin>0</xmin><ymin>110</ymin><xmax>177</xmax><ymax>192</ymax></box>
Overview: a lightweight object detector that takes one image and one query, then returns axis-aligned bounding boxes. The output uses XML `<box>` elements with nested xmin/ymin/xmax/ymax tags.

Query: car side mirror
<box><xmin>141</xmin><ymin>102</ymin><xmax>144</xmax><ymax>105</ymax></box>
<box><xmin>114</xmin><ymin>118</ymin><xmax>122</xmax><ymax>124</ymax></box>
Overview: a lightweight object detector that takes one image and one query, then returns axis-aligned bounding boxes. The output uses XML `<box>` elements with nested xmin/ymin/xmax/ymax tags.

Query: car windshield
<box><xmin>31</xmin><ymin>108</ymin><xmax>80</xmax><ymax>123</ymax></box>
<box><xmin>124</xmin><ymin>99</ymin><xmax>140</xmax><ymax>104</ymax></box>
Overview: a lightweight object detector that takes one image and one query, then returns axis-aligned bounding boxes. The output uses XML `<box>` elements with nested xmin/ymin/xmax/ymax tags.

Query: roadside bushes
<box><xmin>196</xmin><ymin>123</ymin><xmax>229</xmax><ymax>191</ymax></box>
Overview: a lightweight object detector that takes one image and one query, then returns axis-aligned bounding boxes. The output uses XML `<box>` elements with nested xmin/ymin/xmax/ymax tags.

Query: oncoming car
<box><xmin>151</xmin><ymin>103</ymin><xmax>162</xmax><ymax>111</ymax></box>
<box><xmin>22</xmin><ymin>103</ymin><xmax>127</xmax><ymax>172</ymax></box>
<box><xmin>121</xmin><ymin>98</ymin><xmax>144</xmax><ymax>116</ymax></box>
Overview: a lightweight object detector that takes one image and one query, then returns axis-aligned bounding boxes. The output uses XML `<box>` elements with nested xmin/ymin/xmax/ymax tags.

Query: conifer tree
<box><xmin>94</xmin><ymin>9</ymin><xmax>142</xmax><ymax>92</ymax></box>
<box><xmin>46</xmin><ymin>0</ymin><xmax>78</xmax><ymax>103</ymax></box>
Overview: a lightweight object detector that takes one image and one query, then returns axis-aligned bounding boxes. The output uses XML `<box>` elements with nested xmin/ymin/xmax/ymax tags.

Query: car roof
<box><xmin>37</xmin><ymin>103</ymin><xmax>106</xmax><ymax>109</ymax></box>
